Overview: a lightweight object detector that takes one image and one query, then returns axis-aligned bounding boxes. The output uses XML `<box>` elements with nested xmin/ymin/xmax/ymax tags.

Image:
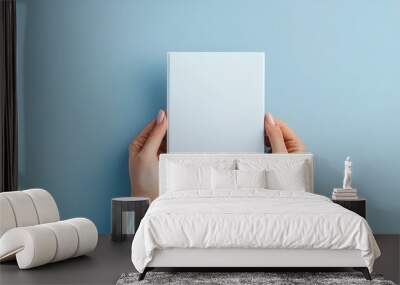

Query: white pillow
<box><xmin>167</xmin><ymin>163</ymin><xmax>212</xmax><ymax>191</ymax></box>
<box><xmin>211</xmin><ymin>169</ymin><xmax>236</xmax><ymax>190</ymax></box>
<box><xmin>237</xmin><ymin>169</ymin><xmax>268</xmax><ymax>189</ymax></box>
<box><xmin>211</xmin><ymin>169</ymin><xmax>268</xmax><ymax>190</ymax></box>
<box><xmin>266</xmin><ymin>165</ymin><xmax>307</xmax><ymax>191</ymax></box>
<box><xmin>238</xmin><ymin>159</ymin><xmax>309</xmax><ymax>191</ymax></box>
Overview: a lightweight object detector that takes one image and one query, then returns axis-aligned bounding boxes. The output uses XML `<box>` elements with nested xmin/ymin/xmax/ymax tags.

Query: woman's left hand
<box><xmin>128</xmin><ymin>110</ymin><xmax>167</xmax><ymax>201</ymax></box>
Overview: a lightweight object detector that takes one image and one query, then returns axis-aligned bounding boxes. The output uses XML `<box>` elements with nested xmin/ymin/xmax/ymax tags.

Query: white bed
<box><xmin>131</xmin><ymin>154</ymin><xmax>380</xmax><ymax>280</ymax></box>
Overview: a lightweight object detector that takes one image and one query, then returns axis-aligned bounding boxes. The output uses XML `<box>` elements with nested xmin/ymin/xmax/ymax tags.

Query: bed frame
<box><xmin>138</xmin><ymin>154</ymin><xmax>372</xmax><ymax>281</ymax></box>
<box><xmin>139</xmin><ymin>248</ymin><xmax>371</xmax><ymax>281</ymax></box>
<box><xmin>139</xmin><ymin>248</ymin><xmax>371</xmax><ymax>280</ymax></box>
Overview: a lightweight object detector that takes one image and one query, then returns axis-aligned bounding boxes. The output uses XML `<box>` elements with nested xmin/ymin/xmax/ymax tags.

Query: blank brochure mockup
<box><xmin>167</xmin><ymin>52</ymin><xmax>265</xmax><ymax>153</ymax></box>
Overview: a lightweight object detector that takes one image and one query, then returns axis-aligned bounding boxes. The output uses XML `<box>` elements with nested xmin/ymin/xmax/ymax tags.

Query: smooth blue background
<box><xmin>16</xmin><ymin>0</ymin><xmax>400</xmax><ymax>234</ymax></box>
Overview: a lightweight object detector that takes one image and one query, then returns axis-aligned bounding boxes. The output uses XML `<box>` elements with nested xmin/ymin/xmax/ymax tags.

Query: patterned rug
<box><xmin>116</xmin><ymin>271</ymin><xmax>396</xmax><ymax>285</ymax></box>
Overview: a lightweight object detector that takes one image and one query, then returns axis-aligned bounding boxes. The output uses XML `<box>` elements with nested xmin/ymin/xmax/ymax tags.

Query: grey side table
<box><xmin>111</xmin><ymin>197</ymin><xmax>150</xmax><ymax>242</ymax></box>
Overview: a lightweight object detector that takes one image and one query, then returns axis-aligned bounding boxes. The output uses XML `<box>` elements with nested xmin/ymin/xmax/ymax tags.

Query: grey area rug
<box><xmin>116</xmin><ymin>272</ymin><xmax>396</xmax><ymax>285</ymax></box>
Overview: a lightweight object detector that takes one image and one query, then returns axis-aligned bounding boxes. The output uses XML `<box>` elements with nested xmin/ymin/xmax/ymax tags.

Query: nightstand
<box><xmin>111</xmin><ymin>197</ymin><xmax>150</xmax><ymax>242</ymax></box>
<box><xmin>332</xmin><ymin>198</ymin><xmax>366</xmax><ymax>218</ymax></box>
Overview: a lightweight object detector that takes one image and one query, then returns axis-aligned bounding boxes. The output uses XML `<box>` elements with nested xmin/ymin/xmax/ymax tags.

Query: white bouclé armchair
<box><xmin>0</xmin><ymin>189</ymin><xmax>98</xmax><ymax>269</ymax></box>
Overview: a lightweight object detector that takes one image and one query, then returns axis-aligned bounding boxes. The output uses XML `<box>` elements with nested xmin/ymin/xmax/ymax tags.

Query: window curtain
<box><xmin>0</xmin><ymin>0</ymin><xmax>17</xmax><ymax>192</ymax></box>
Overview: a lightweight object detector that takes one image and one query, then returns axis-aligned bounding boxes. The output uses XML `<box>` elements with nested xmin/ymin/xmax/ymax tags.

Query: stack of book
<box><xmin>332</xmin><ymin>188</ymin><xmax>358</xmax><ymax>200</ymax></box>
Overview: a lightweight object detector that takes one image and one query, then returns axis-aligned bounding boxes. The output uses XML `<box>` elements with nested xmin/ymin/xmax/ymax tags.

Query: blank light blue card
<box><xmin>167</xmin><ymin>52</ymin><xmax>265</xmax><ymax>153</ymax></box>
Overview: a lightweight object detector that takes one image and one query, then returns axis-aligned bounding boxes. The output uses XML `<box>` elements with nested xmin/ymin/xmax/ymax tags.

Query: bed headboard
<box><xmin>159</xmin><ymin>153</ymin><xmax>314</xmax><ymax>195</ymax></box>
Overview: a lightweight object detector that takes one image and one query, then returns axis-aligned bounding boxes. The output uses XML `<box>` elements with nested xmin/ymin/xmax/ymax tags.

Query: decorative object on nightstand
<box><xmin>332</xmin><ymin>198</ymin><xmax>366</xmax><ymax>218</ymax></box>
<box><xmin>111</xmin><ymin>197</ymin><xmax>150</xmax><ymax>242</ymax></box>
<box><xmin>342</xmin><ymin>156</ymin><xmax>353</xmax><ymax>190</ymax></box>
<box><xmin>332</xmin><ymin>156</ymin><xmax>359</xmax><ymax>200</ymax></box>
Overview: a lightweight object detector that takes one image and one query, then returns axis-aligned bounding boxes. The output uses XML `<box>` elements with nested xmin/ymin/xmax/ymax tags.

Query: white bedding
<box><xmin>131</xmin><ymin>189</ymin><xmax>380</xmax><ymax>273</ymax></box>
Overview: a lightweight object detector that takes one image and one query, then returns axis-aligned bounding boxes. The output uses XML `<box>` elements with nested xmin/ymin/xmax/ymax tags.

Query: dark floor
<box><xmin>0</xmin><ymin>235</ymin><xmax>399</xmax><ymax>285</ymax></box>
<box><xmin>0</xmin><ymin>236</ymin><xmax>134</xmax><ymax>285</ymax></box>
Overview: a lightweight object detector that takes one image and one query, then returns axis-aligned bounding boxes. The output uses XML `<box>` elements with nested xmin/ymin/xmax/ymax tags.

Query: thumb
<box><xmin>264</xmin><ymin>113</ymin><xmax>288</xmax><ymax>153</ymax></box>
<box><xmin>142</xmin><ymin>110</ymin><xmax>168</xmax><ymax>155</ymax></box>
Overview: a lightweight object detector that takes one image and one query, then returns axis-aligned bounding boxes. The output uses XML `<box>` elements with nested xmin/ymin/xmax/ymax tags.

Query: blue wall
<box><xmin>17</xmin><ymin>0</ymin><xmax>400</xmax><ymax>234</ymax></box>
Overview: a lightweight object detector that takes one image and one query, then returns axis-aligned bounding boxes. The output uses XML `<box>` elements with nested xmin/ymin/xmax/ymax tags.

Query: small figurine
<box><xmin>342</xmin><ymin>156</ymin><xmax>352</xmax><ymax>190</ymax></box>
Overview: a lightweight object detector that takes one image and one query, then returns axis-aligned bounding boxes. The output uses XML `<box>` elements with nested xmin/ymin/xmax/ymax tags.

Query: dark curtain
<box><xmin>0</xmin><ymin>0</ymin><xmax>17</xmax><ymax>192</ymax></box>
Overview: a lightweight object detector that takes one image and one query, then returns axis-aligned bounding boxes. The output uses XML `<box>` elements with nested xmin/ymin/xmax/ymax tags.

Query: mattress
<box><xmin>131</xmin><ymin>189</ymin><xmax>380</xmax><ymax>273</ymax></box>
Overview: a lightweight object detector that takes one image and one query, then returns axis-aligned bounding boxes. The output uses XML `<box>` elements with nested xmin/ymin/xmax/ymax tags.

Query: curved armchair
<box><xmin>0</xmin><ymin>189</ymin><xmax>98</xmax><ymax>269</ymax></box>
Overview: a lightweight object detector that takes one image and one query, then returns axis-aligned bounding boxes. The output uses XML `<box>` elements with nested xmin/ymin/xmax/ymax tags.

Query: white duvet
<box><xmin>131</xmin><ymin>189</ymin><xmax>380</xmax><ymax>273</ymax></box>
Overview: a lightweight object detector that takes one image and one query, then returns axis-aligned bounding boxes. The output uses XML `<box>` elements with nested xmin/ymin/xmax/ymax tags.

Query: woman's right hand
<box><xmin>264</xmin><ymin>112</ymin><xmax>306</xmax><ymax>153</ymax></box>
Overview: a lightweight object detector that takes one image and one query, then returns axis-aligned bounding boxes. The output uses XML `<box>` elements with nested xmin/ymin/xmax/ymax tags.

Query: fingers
<box><xmin>264</xmin><ymin>113</ymin><xmax>288</xmax><ymax>153</ymax></box>
<box><xmin>275</xmin><ymin>119</ymin><xmax>299</xmax><ymax>141</ymax></box>
<box><xmin>129</xmin><ymin>119</ymin><xmax>156</xmax><ymax>157</ymax></box>
<box><xmin>275</xmin><ymin>119</ymin><xmax>306</xmax><ymax>153</ymax></box>
<box><xmin>129</xmin><ymin>110</ymin><xmax>168</xmax><ymax>158</ymax></box>
<box><xmin>141</xmin><ymin>110</ymin><xmax>168</xmax><ymax>155</ymax></box>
